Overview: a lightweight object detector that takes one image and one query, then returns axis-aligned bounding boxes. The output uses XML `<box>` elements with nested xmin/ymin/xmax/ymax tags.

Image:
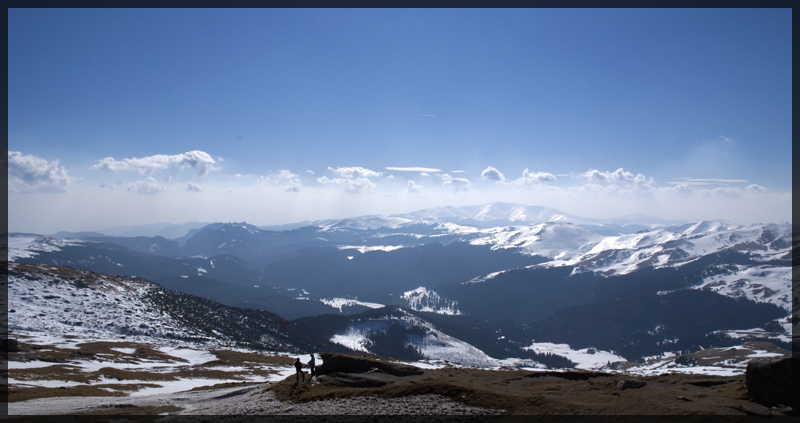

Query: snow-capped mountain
<box><xmin>6</xmin><ymin>202</ymin><xmax>794</xmax><ymax>366</ymax></box>
<box><xmin>562</xmin><ymin>221</ymin><xmax>791</xmax><ymax>282</ymax></box>
<box><xmin>462</xmin><ymin>221</ymin><xmax>606</xmax><ymax>260</ymax></box>
<box><xmin>319</xmin><ymin>216</ymin><xmax>414</xmax><ymax>232</ymax></box>
<box><xmin>391</xmin><ymin>203</ymin><xmax>585</xmax><ymax>228</ymax></box>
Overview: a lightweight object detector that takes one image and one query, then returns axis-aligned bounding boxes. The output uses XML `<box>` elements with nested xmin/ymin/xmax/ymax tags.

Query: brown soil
<box><xmin>186</xmin><ymin>381</ymin><xmax>264</xmax><ymax>392</ymax></box>
<box><xmin>268</xmin><ymin>367</ymin><xmax>784</xmax><ymax>415</ymax></box>
<box><xmin>75</xmin><ymin>404</ymin><xmax>185</xmax><ymax>415</ymax></box>
<box><xmin>4</xmin><ymin>338</ymin><xmax>289</xmax><ymax>403</ymax></box>
<box><xmin>208</xmin><ymin>349</ymin><xmax>295</xmax><ymax>367</ymax></box>
<box><xmin>6</xmin><ymin>383</ymin><xmax>161</xmax><ymax>403</ymax></box>
<box><xmin>6</xmin><ymin>336</ymin><xmax>794</xmax><ymax>416</ymax></box>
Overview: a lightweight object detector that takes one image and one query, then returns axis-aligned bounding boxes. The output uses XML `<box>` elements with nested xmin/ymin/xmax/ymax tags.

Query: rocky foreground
<box><xmin>264</xmin><ymin>352</ymin><xmax>797</xmax><ymax>416</ymax></box>
<box><xmin>6</xmin><ymin>351</ymin><xmax>797</xmax><ymax>417</ymax></box>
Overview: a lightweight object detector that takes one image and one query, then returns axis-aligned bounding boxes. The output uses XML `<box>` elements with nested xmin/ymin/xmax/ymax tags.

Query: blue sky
<box><xmin>8</xmin><ymin>9</ymin><xmax>792</xmax><ymax>233</ymax></box>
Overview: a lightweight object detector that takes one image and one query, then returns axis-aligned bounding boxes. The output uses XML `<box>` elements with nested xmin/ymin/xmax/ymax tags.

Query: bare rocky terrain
<box><xmin>5</xmin><ymin>343</ymin><xmax>796</xmax><ymax>417</ymax></box>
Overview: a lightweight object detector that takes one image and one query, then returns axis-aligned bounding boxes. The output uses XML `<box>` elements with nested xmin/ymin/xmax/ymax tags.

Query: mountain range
<box><xmin>5</xmin><ymin>202</ymin><xmax>795</xmax><ymax>368</ymax></box>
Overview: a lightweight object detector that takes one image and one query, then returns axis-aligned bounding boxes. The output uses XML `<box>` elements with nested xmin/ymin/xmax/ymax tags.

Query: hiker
<box><xmin>308</xmin><ymin>353</ymin><xmax>316</xmax><ymax>378</ymax></box>
<box><xmin>294</xmin><ymin>357</ymin><xmax>305</xmax><ymax>381</ymax></box>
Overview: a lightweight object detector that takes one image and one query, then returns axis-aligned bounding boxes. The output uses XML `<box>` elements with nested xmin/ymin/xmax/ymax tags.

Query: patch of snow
<box><xmin>330</xmin><ymin>328</ymin><xmax>374</xmax><ymax>352</ymax></box>
<box><xmin>525</xmin><ymin>342</ymin><xmax>626</xmax><ymax>370</ymax></box>
<box><xmin>693</xmin><ymin>265</ymin><xmax>792</xmax><ymax>311</ymax></box>
<box><xmin>337</xmin><ymin>245</ymin><xmax>407</xmax><ymax>254</ymax></box>
<box><xmin>746</xmin><ymin>350</ymin><xmax>784</xmax><ymax>358</ymax></box>
<box><xmin>321</xmin><ymin>298</ymin><xmax>385</xmax><ymax>312</ymax></box>
<box><xmin>7</xmin><ymin>234</ymin><xmax>87</xmax><ymax>261</ymax></box>
<box><xmin>158</xmin><ymin>347</ymin><xmax>217</xmax><ymax>365</ymax></box>
<box><xmin>401</xmin><ymin>287</ymin><xmax>461</xmax><ymax>315</ymax></box>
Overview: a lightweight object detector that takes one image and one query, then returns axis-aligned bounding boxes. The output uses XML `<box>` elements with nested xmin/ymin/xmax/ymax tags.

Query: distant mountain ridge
<box><xmin>8</xmin><ymin>202</ymin><xmax>794</xmax><ymax>366</ymax></box>
<box><xmin>52</xmin><ymin>202</ymin><xmax>688</xmax><ymax>239</ymax></box>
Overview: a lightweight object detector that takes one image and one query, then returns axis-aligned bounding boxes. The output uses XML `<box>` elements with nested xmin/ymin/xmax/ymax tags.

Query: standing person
<box><xmin>294</xmin><ymin>357</ymin><xmax>304</xmax><ymax>381</ymax></box>
<box><xmin>308</xmin><ymin>353</ymin><xmax>316</xmax><ymax>379</ymax></box>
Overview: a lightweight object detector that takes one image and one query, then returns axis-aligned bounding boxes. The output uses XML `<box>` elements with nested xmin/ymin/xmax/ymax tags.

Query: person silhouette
<box><xmin>308</xmin><ymin>353</ymin><xmax>316</xmax><ymax>379</ymax></box>
<box><xmin>294</xmin><ymin>357</ymin><xmax>305</xmax><ymax>381</ymax></box>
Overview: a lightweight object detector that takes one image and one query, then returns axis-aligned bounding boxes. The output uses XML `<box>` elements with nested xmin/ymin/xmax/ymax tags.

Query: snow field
<box><xmin>6</xmin><ymin>330</ymin><xmax>304</xmax><ymax>397</ymax></box>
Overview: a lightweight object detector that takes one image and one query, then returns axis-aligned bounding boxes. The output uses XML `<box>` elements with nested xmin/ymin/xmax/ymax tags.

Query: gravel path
<box><xmin>7</xmin><ymin>383</ymin><xmax>503</xmax><ymax>416</ymax></box>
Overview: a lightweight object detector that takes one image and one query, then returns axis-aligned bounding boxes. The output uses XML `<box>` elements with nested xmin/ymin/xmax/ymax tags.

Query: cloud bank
<box><xmin>8</xmin><ymin>151</ymin><xmax>73</xmax><ymax>190</ymax></box>
<box><xmin>6</xmin><ymin>152</ymin><xmax>791</xmax><ymax>233</ymax></box>
<box><xmin>317</xmin><ymin>166</ymin><xmax>383</xmax><ymax>193</ymax></box>
<box><xmin>480</xmin><ymin>166</ymin><xmax>505</xmax><ymax>182</ymax></box>
<box><xmin>92</xmin><ymin>150</ymin><xmax>218</xmax><ymax>177</ymax></box>
<box><xmin>386</xmin><ymin>166</ymin><xmax>443</xmax><ymax>173</ymax></box>
<box><xmin>515</xmin><ymin>169</ymin><xmax>557</xmax><ymax>185</ymax></box>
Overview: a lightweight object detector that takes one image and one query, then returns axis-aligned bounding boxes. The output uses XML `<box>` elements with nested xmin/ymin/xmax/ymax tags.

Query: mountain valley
<box><xmin>5</xmin><ymin>202</ymin><xmax>795</xmax><ymax>370</ymax></box>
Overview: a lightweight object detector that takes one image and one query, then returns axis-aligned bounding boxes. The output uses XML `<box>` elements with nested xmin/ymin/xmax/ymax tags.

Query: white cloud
<box><xmin>386</xmin><ymin>166</ymin><xmax>443</xmax><ymax>173</ymax></box>
<box><xmin>701</xmin><ymin>187</ymin><xmax>742</xmax><ymax>199</ymax></box>
<box><xmin>406</xmin><ymin>180</ymin><xmax>422</xmax><ymax>193</ymax></box>
<box><xmin>317</xmin><ymin>176</ymin><xmax>377</xmax><ymax>193</ymax></box>
<box><xmin>668</xmin><ymin>177</ymin><xmax>749</xmax><ymax>186</ymax></box>
<box><xmin>480</xmin><ymin>166</ymin><xmax>505</xmax><ymax>182</ymax></box>
<box><xmin>7</xmin><ymin>167</ymin><xmax>791</xmax><ymax>235</ymax></box>
<box><xmin>579</xmin><ymin>168</ymin><xmax>654</xmax><ymax>189</ymax></box>
<box><xmin>746</xmin><ymin>184</ymin><xmax>768</xmax><ymax>193</ymax></box>
<box><xmin>513</xmin><ymin>169</ymin><xmax>557</xmax><ymax>185</ymax></box>
<box><xmin>315</xmin><ymin>166</ymin><xmax>384</xmax><ymax>193</ymax></box>
<box><xmin>258</xmin><ymin>169</ymin><xmax>303</xmax><ymax>193</ymax></box>
<box><xmin>126</xmin><ymin>177</ymin><xmax>166</xmax><ymax>195</ymax></box>
<box><xmin>186</xmin><ymin>182</ymin><xmax>203</xmax><ymax>192</ymax></box>
<box><xmin>8</xmin><ymin>151</ymin><xmax>73</xmax><ymax>188</ymax></box>
<box><xmin>92</xmin><ymin>150</ymin><xmax>218</xmax><ymax>177</ymax></box>
<box><xmin>441</xmin><ymin>174</ymin><xmax>471</xmax><ymax>192</ymax></box>
<box><xmin>660</xmin><ymin>183</ymin><xmax>695</xmax><ymax>198</ymax></box>
<box><xmin>328</xmin><ymin>166</ymin><xmax>383</xmax><ymax>179</ymax></box>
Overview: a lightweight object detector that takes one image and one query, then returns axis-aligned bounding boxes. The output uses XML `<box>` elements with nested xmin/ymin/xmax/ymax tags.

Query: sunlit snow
<box><xmin>525</xmin><ymin>342</ymin><xmax>627</xmax><ymax>370</ymax></box>
<box><xmin>321</xmin><ymin>298</ymin><xmax>385</xmax><ymax>312</ymax></box>
<box><xmin>337</xmin><ymin>245</ymin><xmax>406</xmax><ymax>253</ymax></box>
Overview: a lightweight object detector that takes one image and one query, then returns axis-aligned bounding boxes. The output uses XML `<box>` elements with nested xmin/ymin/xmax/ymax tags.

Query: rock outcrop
<box><xmin>745</xmin><ymin>356</ymin><xmax>795</xmax><ymax>408</ymax></box>
<box><xmin>2</xmin><ymin>338</ymin><xmax>20</xmax><ymax>352</ymax></box>
<box><xmin>317</xmin><ymin>352</ymin><xmax>424</xmax><ymax>377</ymax></box>
<box><xmin>617</xmin><ymin>379</ymin><xmax>647</xmax><ymax>390</ymax></box>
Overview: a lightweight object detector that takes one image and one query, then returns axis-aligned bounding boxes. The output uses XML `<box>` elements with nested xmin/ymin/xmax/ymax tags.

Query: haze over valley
<box><xmin>7</xmin><ymin>202</ymin><xmax>793</xmax><ymax>373</ymax></box>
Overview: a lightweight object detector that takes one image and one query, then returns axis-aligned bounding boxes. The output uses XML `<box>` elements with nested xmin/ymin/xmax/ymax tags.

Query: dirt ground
<box><xmin>3</xmin><ymin>337</ymin><xmax>293</xmax><ymax>403</ymax></box>
<box><xmin>4</xmin><ymin>337</ymin><xmax>796</xmax><ymax>416</ymax></box>
<box><xmin>268</xmin><ymin>367</ymin><xmax>793</xmax><ymax>416</ymax></box>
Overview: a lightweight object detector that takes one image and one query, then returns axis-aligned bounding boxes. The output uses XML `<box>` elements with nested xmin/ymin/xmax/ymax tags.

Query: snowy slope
<box><xmin>6</xmin><ymin>263</ymin><xmax>337</xmax><ymax>353</ymax></box>
<box><xmin>561</xmin><ymin>221</ymin><xmax>791</xmax><ymax>275</ymax></box>
<box><xmin>320</xmin><ymin>216</ymin><xmax>414</xmax><ymax>232</ymax></box>
<box><xmin>463</xmin><ymin>222</ymin><xmax>605</xmax><ymax>260</ymax></box>
<box><xmin>392</xmin><ymin>203</ymin><xmax>586</xmax><ymax>228</ymax></box>
<box><xmin>7</xmin><ymin>262</ymin><xmax>216</xmax><ymax>344</ymax></box>
<box><xmin>328</xmin><ymin>309</ymin><xmax>541</xmax><ymax>368</ymax></box>
<box><xmin>7</xmin><ymin>234</ymin><xmax>89</xmax><ymax>261</ymax></box>
<box><xmin>401</xmin><ymin>287</ymin><xmax>461</xmax><ymax>315</ymax></box>
<box><xmin>691</xmin><ymin>265</ymin><xmax>793</xmax><ymax>312</ymax></box>
<box><xmin>321</xmin><ymin>298</ymin><xmax>385</xmax><ymax>312</ymax></box>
